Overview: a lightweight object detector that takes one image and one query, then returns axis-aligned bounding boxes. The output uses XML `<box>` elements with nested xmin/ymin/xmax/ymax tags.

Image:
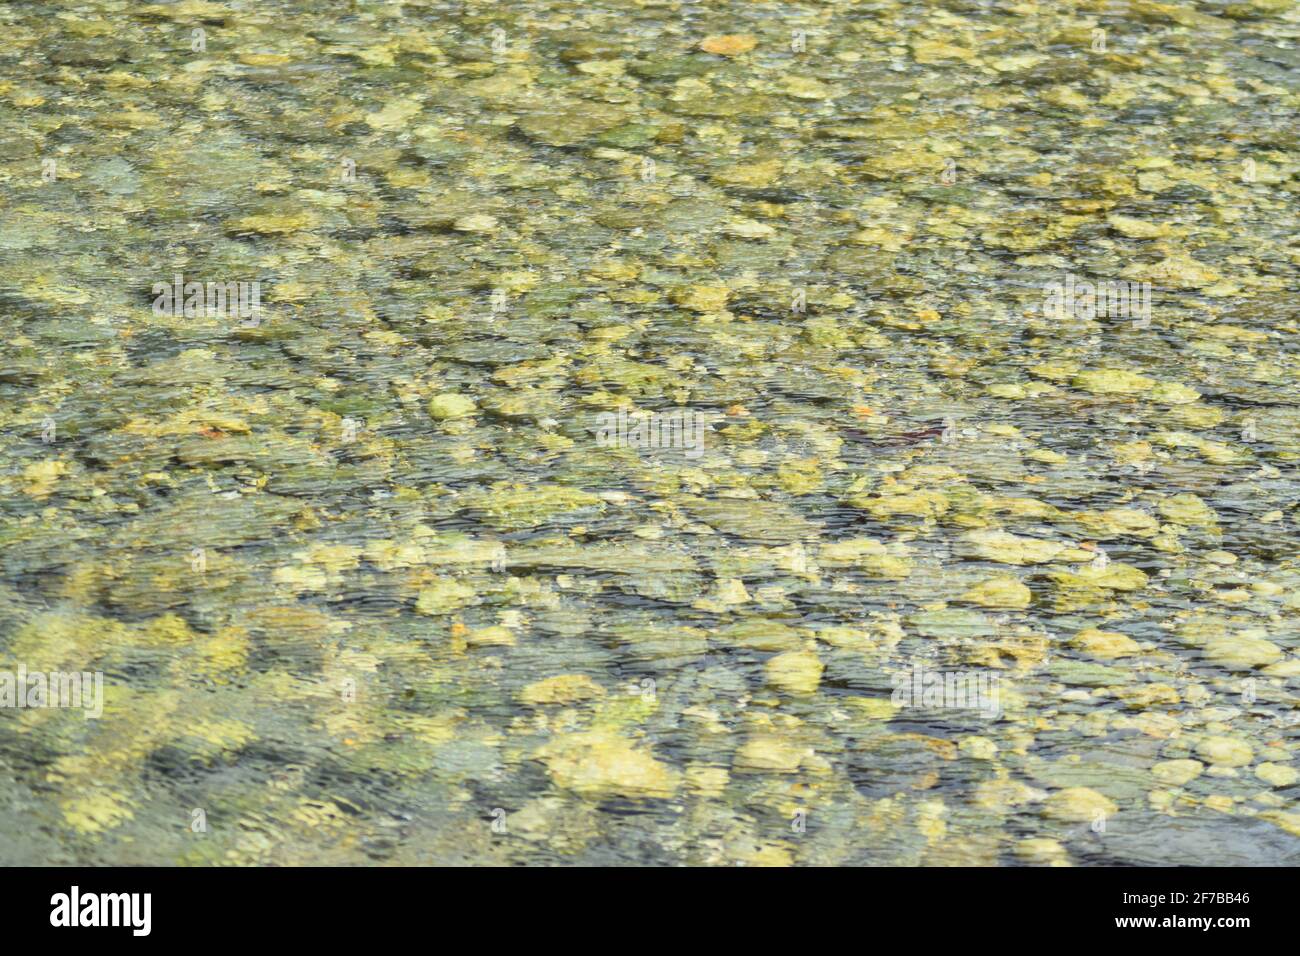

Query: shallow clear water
<box><xmin>1</xmin><ymin>0</ymin><xmax>1298</xmax><ymax>865</ymax></box>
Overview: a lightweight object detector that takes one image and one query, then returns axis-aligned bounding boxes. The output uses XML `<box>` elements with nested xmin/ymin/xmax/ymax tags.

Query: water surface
<box><xmin>1</xmin><ymin>0</ymin><xmax>1298</xmax><ymax>866</ymax></box>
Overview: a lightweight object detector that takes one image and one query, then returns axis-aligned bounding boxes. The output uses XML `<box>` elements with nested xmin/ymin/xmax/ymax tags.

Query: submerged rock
<box><xmin>765</xmin><ymin>649</ymin><xmax>824</xmax><ymax>695</ymax></box>
<box><xmin>534</xmin><ymin>731</ymin><xmax>679</xmax><ymax>799</ymax></box>
<box><xmin>1196</xmin><ymin>737</ymin><xmax>1254</xmax><ymax>768</ymax></box>
<box><xmin>1042</xmin><ymin>787</ymin><xmax>1118</xmax><ymax>823</ymax></box>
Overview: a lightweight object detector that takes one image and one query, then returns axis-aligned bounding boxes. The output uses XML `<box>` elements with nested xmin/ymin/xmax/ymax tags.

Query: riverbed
<box><xmin>1</xmin><ymin>0</ymin><xmax>1298</xmax><ymax>866</ymax></box>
